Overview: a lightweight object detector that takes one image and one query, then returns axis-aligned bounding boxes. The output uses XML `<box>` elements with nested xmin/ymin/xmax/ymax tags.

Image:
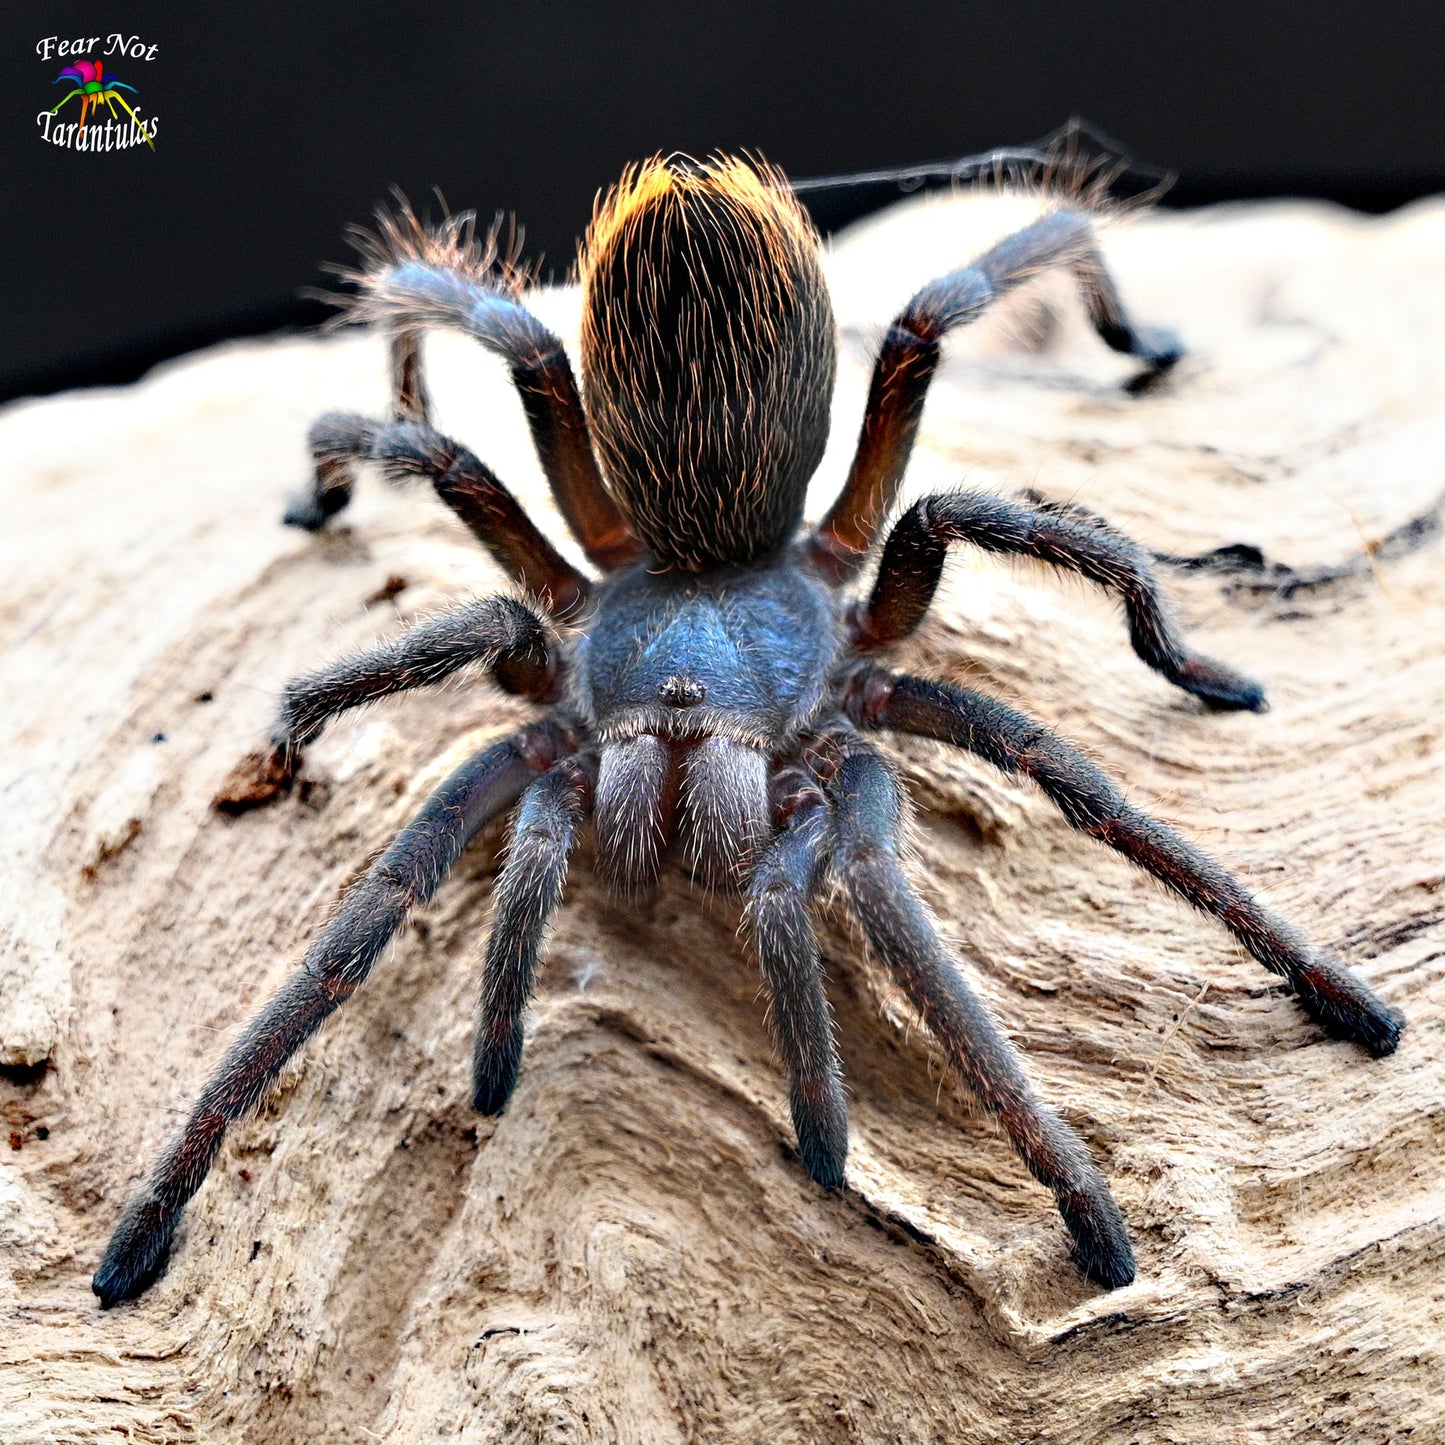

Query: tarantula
<box><xmin>93</xmin><ymin>153</ymin><xmax>1404</xmax><ymax>1307</ymax></box>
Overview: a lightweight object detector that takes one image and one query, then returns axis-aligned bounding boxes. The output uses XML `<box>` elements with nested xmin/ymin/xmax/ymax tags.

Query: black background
<box><xmin>2</xmin><ymin>1</ymin><xmax>1439</xmax><ymax>402</ymax></box>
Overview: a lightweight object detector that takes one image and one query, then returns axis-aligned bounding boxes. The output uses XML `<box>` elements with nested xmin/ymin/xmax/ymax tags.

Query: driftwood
<box><xmin>2</xmin><ymin>192</ymin><xmax>1443</xmax><ymax>1443</ymax></box>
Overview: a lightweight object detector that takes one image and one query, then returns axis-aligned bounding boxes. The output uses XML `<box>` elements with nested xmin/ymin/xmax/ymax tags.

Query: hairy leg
<box><xmin>94</xmin><ymin>720</ymin><xmax>569</xmax><ymax>1306</ymax></box>
<box><xmin>214</xmin><ymin>594</ymin><xmax>559</xmax><ymax>813</ymax></box>
<box><xmin>472</xmin><ymin>755</ymin><xmax>594</xmax><ymax>1114</ymax></box>
<box><xmin>321</xmin><ymin>211</ymin><xmax>640</xmax><ymax>570</ymax></box>
<box><xmin>810</xmin><ymin>209</ymin><xmax>1181</xmax><ymax>580</ymax></box>
<box><xmin>828</xmin><ymin>743</ymin><xmax>1134</xmax><ymax>1288</ymax></box>
<box><xmin>746</xmin><ymin>792</ymin><xmax>849</xmax><ymax>1189</ymax></box>
<box><xmin>852</xmin><ymin>489</ymin><xmax>1264</xmax><ymax>711</ymax></box>
<box><xmin>285</xmin><ymin>326</ymin><xmax>433</xmax><ymax>532</ymax></box>
<box><xmin>848</xmin><ymin>666</ymin><xmax>1404</xmax><ymax>1054</ymax></box>
<box><xmin>299</xmin><ymin>412</ymin><xmax>590</xmax><ymax>616</ymax></box>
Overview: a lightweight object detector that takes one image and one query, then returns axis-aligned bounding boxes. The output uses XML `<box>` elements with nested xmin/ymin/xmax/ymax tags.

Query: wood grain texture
<box><xmin>2</xmin><ymin>192</ymin><xmax>1443</xmax><ymax>1443</ymax></box>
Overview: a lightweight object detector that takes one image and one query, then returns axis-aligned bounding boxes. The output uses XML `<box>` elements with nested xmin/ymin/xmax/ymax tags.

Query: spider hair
<box><xmin>329</xmin><ymin>189</ymin><xmax>532</xmax><ymax>317</ymax></box>
<box><xmin>578</xmin><ymin>154</ymin><xmax>837</xmax><ymax>570</ymax></box>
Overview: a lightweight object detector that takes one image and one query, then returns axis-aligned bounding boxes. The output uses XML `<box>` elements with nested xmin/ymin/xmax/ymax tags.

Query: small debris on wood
<box><xmin>366</xmin><ymin>574</ymin><xmax>410</xmax><ymax>605</ymax></box>
<box><xmin>213</xmin><ymin>746</ymin><xmax>294</xmax><ymax>814</ymax></box>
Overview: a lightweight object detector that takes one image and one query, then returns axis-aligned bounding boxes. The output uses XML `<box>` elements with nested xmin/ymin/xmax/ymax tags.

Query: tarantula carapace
<box><xmin>94</xmin><ymin>153</ymin><xmax>1403</xmax><ymax>1307</ymax></box>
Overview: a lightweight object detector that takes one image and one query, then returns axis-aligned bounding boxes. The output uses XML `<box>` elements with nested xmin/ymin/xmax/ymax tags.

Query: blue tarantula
<box><xmin>94</xmin><ymin>154</ymin><xmax>1403</xmax><ymax>1307</ymax></box>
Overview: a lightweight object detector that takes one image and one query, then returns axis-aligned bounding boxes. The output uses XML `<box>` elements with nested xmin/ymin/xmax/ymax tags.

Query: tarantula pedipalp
<box><xmin>93</xmin><ymin>153</ymin><xmax>1404</xmax><ymax>1308</ymax></box>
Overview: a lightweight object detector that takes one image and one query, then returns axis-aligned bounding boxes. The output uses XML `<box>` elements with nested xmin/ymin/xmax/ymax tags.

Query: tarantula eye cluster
<box><xmin>94</xmin><ymin>152</ymin><xmax>1402</xmax><ymax>1309</ymax></box>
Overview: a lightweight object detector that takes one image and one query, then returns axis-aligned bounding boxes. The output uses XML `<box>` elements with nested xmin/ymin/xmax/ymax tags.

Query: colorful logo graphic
<box><xmin>48</xmin><ymin>59</ymin><xmax>154</xmax><ymax>150</ymax></box>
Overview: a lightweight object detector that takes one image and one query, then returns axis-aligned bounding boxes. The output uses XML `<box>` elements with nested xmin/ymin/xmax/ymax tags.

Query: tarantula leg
<box><xmin>472</xmin><ymin>754</ymin><xmax>595</xmax><ymax>1115</ymax></box>
<box><xmin>214</xmin><ymin>595</ymin><xmax>559</xmax><ymax>814</ymax></box>
<box><xmin>810</xmin><ymin>209</ymin><xmax>1181</xmax><ymax>580</ymax></box>
<box><xmin>354</xmin><ymin>254</ymin><xmax>641</xmax><ymax>570</ymax></box>
<box><xmin>94</xmin><ymin>722</ymin><xmax>565</xmax><ymax>1307</ymax></box>
<box><xmin>746</xmin><ymin>793</ymin><xmax>849</xmax><ymax>1189</ymax></box>
<box><xmin>300</xmin><ymin>413</ymin><xmax>591</xmax><ymax>617</ymax></box>
<box><xmin>852</xmin><ymin>489</ymin><xmax>1265</xmax><ymax>711</ymax></box>
<box><xmin>285</xmin><ymin>329</ymin><xmax>433</xmax><ymax>530</ymax></box>
<box><xmin>390</xmin><ymin>326</ymin><xmax>431</xmax><ymax>423</ymax></box>
<box><xmin>286</xmin><ymin>451</ymin><xmax>355</xmax><ymax>531</ymax></box>
<box><xmin>827</xmin><ymin>744</ymin><xmax>1134</xmax><ymax>1288</ymax></box>
<box><xmin>851</xmin><ymin>667</ymin><xmax>1405</xmax><ymax>1056</ymax></box>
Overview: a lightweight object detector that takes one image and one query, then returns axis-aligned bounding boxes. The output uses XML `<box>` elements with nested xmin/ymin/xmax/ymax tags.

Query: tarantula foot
<box><xmin>1296</xmin><ymin>962</ymin><xmax>1405</xmax><ymax>1058</ymax></box>
<box><xmin>282</xmin><ymin>490</ymin><xmax>347</xmax><ymax>532</ymax></box>
<box><xmin>1178</xmin><ymin>657</ymin><xmax>1268</xmax><ymax>713</ymax></box>
<box><xmin>283</xmin><ymin>462</ymin><xmax>355</xmax><ymax>531</ymax></box>
<box><xmin>93</xmin><ymin>1194</ymin><xmax>178</xmax><ymax>1307</ymax></box>
<box><xmin>791</xmin><ymin>1087</ymin><xmax>850</xmax><ymax>1191</ymax></box>
<box><xmin>796</xmin><ymin>1144</ymin><xmax>846</xmax><ymax>1193</ymax></box>
<box><xmin>1055</xmin><ymin>1182</ymin><xmax>1136</xmax><ymax>1290</ymax></box>
<box><xmin>472</xmin><ymin>1025</ymin><xmax>525</xmax><ymax>1116</ymax></box>
<box><xmin>1124</xmin><ymin>325</ymin><xmax>1184</xmax><ymax>394</ymax></box>
<box><xmin>282</xmin><ymin>495</ymin><xmax>328</xmax><ymax>531</ymax></box>
<box><xmin>212</xmin><ymin>745</ymin><xmax>295</xmax><ymax>814</ymax></box>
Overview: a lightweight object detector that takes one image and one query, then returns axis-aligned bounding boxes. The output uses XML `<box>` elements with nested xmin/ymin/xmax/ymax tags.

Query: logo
<box><xmin>36</xmin><ymin>35</ymin><xmax>159</xmax><ymax>152</ymax></box>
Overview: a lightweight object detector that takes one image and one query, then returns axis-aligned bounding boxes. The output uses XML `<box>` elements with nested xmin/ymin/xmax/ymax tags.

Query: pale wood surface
<box><xmin>2</xmin><ymin>192</ymin><xmax>1443</xmax><ymax>1443</ymax></box>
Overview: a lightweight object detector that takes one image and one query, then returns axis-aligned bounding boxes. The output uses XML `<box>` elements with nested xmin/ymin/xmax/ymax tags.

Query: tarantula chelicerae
<box><xmin>94</xmin><ymin>153</ymin><xmax>1404</xmax><ymax>1307</ymax></box>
